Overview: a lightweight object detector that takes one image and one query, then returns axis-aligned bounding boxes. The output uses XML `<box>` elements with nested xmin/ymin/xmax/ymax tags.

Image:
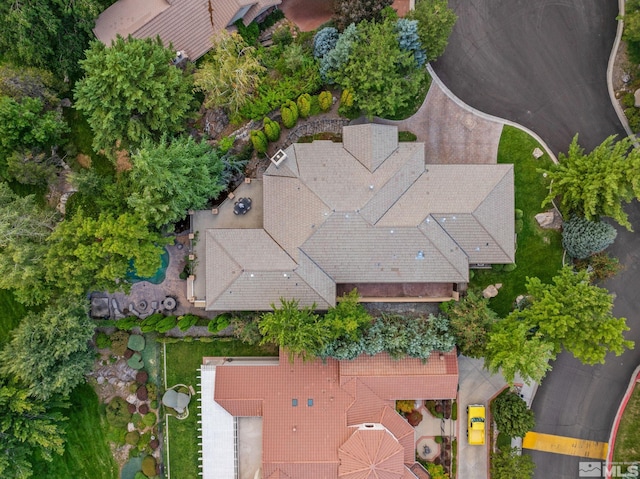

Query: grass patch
<box><xmin>613</xmin><ymin>385</ymin><xmax>640</xmax><ymax>463</ymax></box>
<box><xmin>164</xmin><ymin>339</ymin><xmax>277</xmax><ymax>479</ymax></box>
<box><xmin>31</xmin><ymin>383</ymin><xmax>119</xmax><ymax>479</ymax></box>
<box><xmin>385</xmin><ymin>69</ymin><xmax>431</xmax><ymax>120</ymax></box>
<box><xmin>0</xmin><ymin>289</ymin><xmax>27</xmax><ymax>345</ymax></box>
<box><xmin>471</xmin><ymin>126</ymin><xmax>563</xmax><ymax>316</ymax></box>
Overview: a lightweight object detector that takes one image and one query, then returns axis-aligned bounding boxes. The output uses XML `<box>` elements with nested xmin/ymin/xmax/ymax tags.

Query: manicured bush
<box><xmin>125</xmin><ymin>430</ymin><xmax>140</xmax><ymax>446</ymax></box>
<box><xmin>127</xmin><ymin>352</ymin><xmax>144</xmax><ymax>370</ymax></box>
<box><xmin>318</xmin><ymin>91</ymin><xmax>333</xmax><ymax>111</ymax></box>
<box><xmin>250</xmin><ymin>130</ymin><xmax>268</xmax><ymax>154</ymax></box>
<box><xmin>136</xmin><ymin>370</ymin><xmax>149</xmax><ymax>384</ymax></box>
<box><xmin>150</xmin><ymin>438</ymin><xmax>160</xmax><ymax>450</ymax></box>
<box><xmin>263</xmin><ymin>117</ymin><xmax>281</xmax><ymax>142</ymax></box>
<box><xmin>134</xmin><ymin>472</ymin><xmax>147</xmax><ymax>479</ymax></box>
<box><xmin>155</xmin><ymin>315</ymin><xmax>178</xmax><ymax>333</ymax></box>
<box><xmin>128</xmin><ymin>334</ymin><xmax>145</xmax><ymax>351</ymax></box>
<box><xmin>116</xmin><ymin>316</ymin><xmax>138</xmax><ymax>330</ymax></box>
<box><xmin>562</xmin><ymin>216</ymin><xmax>618</xmax><ymax>259</ymax></box>
<box><xmin>138</xmin><ymin>431</ymin><xmax>152</xmax><ymax>450</ymax></box>
<box><xmin>503</xmin><ymin>263</ymin><xmax>517</xmax><ymax>272</ymax></box>
<box><xmin>177</xmin><ymin>314</ymin><xmax>199</xmax><ymax>332</ymax></box>
<box><xmin>338</xmin><ymin>88</ymin><xmax>355</xmax><ymax>116</ymax></box>
<box><xmin>139</xmin><ymin>403</ymin><xmax>150</xmax><ymax>415</ymax></box>
<box><xmin>396</xmin><ymin>400</ymin><xmax>414</xmax><ymax>414</ymax></box>
<box><xmin>515</xmin><ymin>208</ymin><xmax>524</xmax><ymax>220</ymax></box>
<box><xmin>110</xmin><ymin>331</ymin><xmax>130</xmax><ymax>356</ymax></box>
<box><xmin>142</xmin><ymin>412</ymin><xmax>157</xmax><ymax>427</ymax></box>
<box><xmin>106</xmin><ymin>396</ymin><xmax>132</xmax><ymax>428</ymax></box>
<box><xmin>127</xmin><ymin>402</ymin><xmax>137</xmax><ymax>414</ymax></box>
<box><xmin>407</xmin><ymin>409</ymin><xmax>423</xmax><ymax>426</ymax></box>
<box><xmin>137</xmin><ymin>385</ymin><xmax>148</xmax><ymax>401</ymax></box>
<box><xmin>140</xmin><ymin>313</ymin><xmax>164</xmax><ymax>333</ymax></box>
<box><xmin>124</xmin><ymin>348</ymin><xmax>135</xmax><ymax>359</ymax></box>
<box><xmin>147</xmin><ymin>383</ymin><xmax>158</xmax><ymax>402</ymax></box>
<box><xmin>95</xmin><ymin>332</ymin><xmax>111</xmax><ymax>349</ymax></box>
<box><xmin>313</xmin><ymin>27</ymin><xmax>339</xmax><ymax>58</ymax></box>
<box><xmin>208</xmin><ymin>313</ymin><xmax>231</xmax><ymax>333</ymax></box>
<box><xmin>150</xmin><ymin>400</ymin><xmax>158</xmax><ymax>409</ymax></box>
<box><xmin>280</xmin><ymin>99</ymin><xmax>299</xmax><ymax>129</ymax></box>
<box><xmin>141</xmin><ymin>455</ymin><xmax>157</xmax><ymax>477</ymax></box>
<box><xmin>297</xmin><ymin>93</ymin><xmax>312</xmax><ymax>118</ymax></box>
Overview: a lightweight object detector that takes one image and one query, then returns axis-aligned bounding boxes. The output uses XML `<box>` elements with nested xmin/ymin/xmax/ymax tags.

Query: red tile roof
<box><xmin>212</xmin><ymin>349</ymin><xmax>459</xmax><ymax>477</ymax></box>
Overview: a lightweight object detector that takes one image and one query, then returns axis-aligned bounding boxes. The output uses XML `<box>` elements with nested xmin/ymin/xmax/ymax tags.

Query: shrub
<box><xmin>250</xmin><ymin>130</ymin><xmax>268</xmax><ymax>154</ymax></box>
<box><xmin>138</xmin><ymin>431</ymin><xmax>151</xmax><ymax>450</ymax></box>
<box><xmin>575</xmin><ymin>251</ymin><xmax>623</xmax><ymax>282</ymax></box>
<box><xmin>124</xmin><ymin>348</ymin><xmax>135</xmax><ymax>359</ymax></box>
<box><xmin>625</xmin><ymin>107</ymin><xmax>640</xmax><ymax>131</ymax></box>
<box><xmin>280</xmin><ymin>100</ymin><xmax>299</xmax><ymax>128</ymax></box>
<box><xmin>106</xmin><ymin>426</ymin><xmax>127</xmax><ymax>445</ymax></box>
<box><xmin>110</xmin><ymin>331</ymin><xmax>130</xmax><ymax>356</ymax></box>
<box><xmin>231</xmin><ymin>314</ymin><xmax>263</xmax><ymax>344</ymax></box>
<box><xmin>146</xmin><ymin>383</ymin><xmax>158</xmax><ymax>402</ymax></box>
<box><xmin>234</xmin><ymin>19</ymin><xmax>260</xmax><ymax>46</ymax></box>
<box><xmin>503</xmin><ymin>263</ymin><xmax>517</xmax><ymax>272</ymax></box>
<box><xmin>622</xmin><ymin>92</ymin><xmax>636</xmax><ymax>108</ymax></box>
<box><xmin>297</xmin><ymin>93</ymin><xmax>312</xmax><ymax>118</ymax></box>
<box><xmin>150</xmin><ymin>400</ymin><xmax>158</xmax><ymax>409</ymax></box>
<box><xmin>313</xmin><ymin>27</ymin><xmax>339</xmax><ymax>58</ymax></box>
<box><xmin>318</xmin><ymin>91</ymin><xmax>333</xmax><ymax>111</ymax></box>
<box><xmin>515</xmin><ymin>218</ymin><xmax>524</xmax><ymax>234</ymax></box>
<box><xmin>272</xmin><ymin>25</ymin><xmax>293</xmax><ymax>46</ymax></box>
<box><xmin>127</xmin><ymin>352</ymin><xmax>144</xmax><ymax>370</ymax></box>
<box><xmin>136</xmin><ymin>370</ymin><xmax>149</xmax><ymax>384</ymax></box>
<box><xmin>142</xmin><ymin>412</ymin><xmax>157</xmax><ymax>427</ymax></box>
<box><xmin>106</xmin><ymin>397</ymin><xmax>132</xmax><ymax>428</ymax></box>
<box><xmin>155</xmin><ymin>316</ymin><xmax>178</xmax><ymax>333</ymax></box>
<box><xmin>127</xmin><ymin>402</ymin><xmax>137</xmax><ymax>414</ymax></box>
<box><xmin>395</xmin><ymin>18</ymin><xmax>426</xmax><ymax>67</ymax></box>
<box><xmin>95</xmin><ymin>332</ymin><xmax>111</xmax><ymax>349</ymax></box>
<box><xmin>139</xmin><ymin>403</ymin><xmax>150</xmax><ymax>415</ymax></box>
<box><xmin>396</xmin><ymin>400</ymin><xmax>414</xmax><ymax>414</ymax></box>
<box><xmin>407</xmin><ymin>409</ymin><xmax>423</xmax><ymax>426</ymax></box>
<box><xmin>134</xmin><ymin>472</ymin><xmax>147</xmax><ymax>479</ymax></box>
<box><xmin>177</xmin><ymin>314</ymin><xmax>199</xmax><ymax>332</ymax></box>
<box><xmin>116</xmin><ymin>316</ymin><xmax>138</xmax><ymax>330</ymax></box>
<box><xmin>150</xmin><ymin>439</ymin><xmax>160</xmax><ymax>450</ymax></box>
<box><xmin>263</xmin><ymin>117</ymin><xmax>281</xmax><ymax>142</ymax></box>
<box><xmin>137</xmin><ymin>385</ymin><xmax>148</xmax><ymax>401</ymax></box>
<box><xmin>491</xmin><ymin>264</ymin><xmax>504</xmax><ymax>272</ymax></box>
<box><xmin>514</xmin><ymin>208</ymin><xmax>524</xmax><ymax>219</ymax></box>
<box><xmin>434</xmin><ymin>435</ymin><xmax>443</xmax><ymax>444</ymax></box>
<box><xmin>491</xmin><ymin>390</ymin><xmax>535</xmax><ymax>438</ymax></box>
<box><xmin>127</xmin><ymin>334</ymin><xmax>145</xmax><ymax>352</ymax></box>
<box><xmin>209</xmin><ymin>313</ymin><xmax>231</xmax><ymax>333</ymax></box>
<box><xmin>562</xmin><ymin>216</ymin><xmax>617</xmax><ymax>259</ymax></box>
<box><xmin>140</xmin><ymin>313</ymin><xmax>164</xmax><ymax>333</ymax></box>
<box><xmin>141</xmin><ymin>455</ymin><xmax>157</xmax><ymax>477</ymax></box>
<box><xmin>125</xmin><ymin>430</ymin><xmax>140</xmax><ymax>446</ymax></box>
<box><xmin>338</xmin><ymin>88</ymin><xmax>354</xmax><ymax>116</ymax></box>
<box><xmin>398</xmin><ymin>131</ymin><xmax>417</xmax><ymax>142</ymax></box>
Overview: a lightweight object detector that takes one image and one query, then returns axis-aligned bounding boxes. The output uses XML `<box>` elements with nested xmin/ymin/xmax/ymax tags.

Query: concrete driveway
<box><xmin>433</xmin><ymin>0</ymin><xmax>625</xmax><ymax>154</ymax></box>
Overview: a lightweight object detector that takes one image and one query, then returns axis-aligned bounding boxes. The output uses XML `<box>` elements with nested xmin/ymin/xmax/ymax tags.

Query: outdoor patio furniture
<box><xmin>233</xmin><ymin>197</ymin><xmax>252</xmax><ymax>215</ymax></box>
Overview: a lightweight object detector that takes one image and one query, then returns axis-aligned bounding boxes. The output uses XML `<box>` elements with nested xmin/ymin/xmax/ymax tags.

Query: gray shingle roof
<box><xmin>343</xmin><ymin>124</ymin><xmax>399</xmax><ymax>172</ymax></box>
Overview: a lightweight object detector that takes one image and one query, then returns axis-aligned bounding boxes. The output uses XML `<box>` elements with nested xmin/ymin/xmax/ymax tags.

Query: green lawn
<box><xmin>0</xmin><ymin>289</ymin><xmax>27</xmax><ymax>345</ymax></box>
<box><xmin>31</xmin><ymin>383</ymin><xmax>119</xmax><ymax>479</ymax></box>
<box><xmin>163</xmin><ymin>339</ymin><xmax>277</xmax><ymax>479</ymax></box>
<box><xmin>470</xmin><ymin>126</ymin><xmax>564</xmax><ymax>316</ymax></box>
<box><xmin>613</xmin><ymin>385</ymin><xmax>640</xmax><ymax>464</ymax></box>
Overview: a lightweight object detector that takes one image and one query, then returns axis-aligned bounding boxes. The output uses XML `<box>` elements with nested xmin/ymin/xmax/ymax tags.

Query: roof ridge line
<box><xmin>417</xmin><ymin>218</ymin><xmax>469</xmax><ymax>279</ymax></box>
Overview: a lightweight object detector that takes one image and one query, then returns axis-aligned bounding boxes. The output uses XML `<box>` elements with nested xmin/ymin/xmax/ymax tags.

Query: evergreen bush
<box><xmin>139</xmin><ymin>403</ymin><xmax>150</xmax><ymax>415</ymax></box>
<box><xmin>127</xmin><ymin>334</ymin><xmax>145</xmax><ymax>351</ymax></box>
<box><xmin>491</xmin><ymin>264</ymin><xmax>504</xmax><ymax>272</ymax></box>
<box><xmin>318</xmin><ymin>91</ymin><xmax>333</xmax><ymax>111</ymax></box>
<box><xmin>95</xmin><ymin>332</ymin><xmax>111</xmax><ymax>349</ymax></box>
<box><xmin>140</xmin><ymin>313</ymin><xmax>163</xmax><ymax>333</ymax></box>
<box><xmin>127</xmin><ymin>352</ymin><xmax>144</xmax><ymax>370</ymax></box>
<box><xmin>491</xmin><ymin>390</ymin><xmax>535</xmax><ymax>438</ymax></box>
<box><xmin>106</xmin><ymin>396</ymin><xmax>132</xmax><ymax>428</ymax></box>
<box><xmin>110</xmin><ymin>331</ymin><xmax>130</xmax><ymax>356</ymax></box>
<box><xmin>115</xmin><ymin>316</ymin><xmax>138</xmax><ymax>331</ymax></box>
<box><xmin>338</xmin><ymin>89</ymin><xmax>354</xmax><ymax>116</ymax></box>
<box><xmin>125</xmin><ymin>430</ymin><xmax>140</xmax><ymax>446</ymax></box>
<box><xmin>136</xmin><ymin>370</ymin><xmax>149</xmax><ymax>384</ymax></box>
<box><xmin>515</xmin><ymin>208</ymin><xmax>524</xmax><ymax>220</ymax></box>
<box><xmin>177</xmin><ymin>314</ymin><xmax>199</xmax><ymax>332</ymax></box>
<box><xmin>313</xmin><ymin>27</ymin><xmax>339</xmax><ymax>58</ymax></box>
<box><xmin>137</xmin><ymin>385</ymin><xmax>148</xmax><ymax>401</ymax></box>
<box><xmin>141</xmin><ymin>455</ymin><xmax>157</xmax><ymax>477</ymax></box>
<box><xmin>250</xmin><ymin>130</ymin><xmax>268</xmax><ymax>154</ymax></box>
<box><xmin>297</xmin><ymin>93</ymin><xmax>312</xmax><ymax>118</ymax></box>
<box><xmin>503</xmin><ymin>263</ymin><xmax>517</xmax><ymax>272</ymax></box>
<box><xmin>320</xmin><ymin>23</ymin><xmax>358</xmax><ymax>82</ymax></box>
<box><xmin>280</xmin><ymin>100</ymin><xmax>299</xmax><ymax>128</ymax></box>
<box><xmin>395</xmin><ymin>18</ymin><xmax>426</xmax><ymax>67</ymax></box>
<box><xmin>155</xmin><ymin>316</ymin><xmax>178</xmax><ymax>333</ymax></box>
<box><xmin>562</xmin><ymin>216</ymin><xmax>617</xmax><ymax>259</ymax></box>
<box><xmin>263</xmin><ymin>117</ymin><xmax>281</xmax><ymax>142</ymax></box>
<box><xmin>142</xmin><ymin>412</ymin><xmax>157</xmax><ymax>427</ymax></box>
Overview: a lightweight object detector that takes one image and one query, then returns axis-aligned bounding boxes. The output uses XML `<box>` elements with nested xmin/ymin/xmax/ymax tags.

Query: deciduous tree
<box><xmin>541</xmin><ymin>135</ymin><xmax>640</xmax><ymax>230</ymax></box>
<box><xmin>0</xmin><ymin>296</ymin><xmax>94</xmax><ymax>401</ymax></box>
<box><xmin>45</xmin><ymin>211</ymin><xmax>170</xmax><ymax>295</ymax></box>
<box><xmin>122</xmin><ymin>135</ymin><xmax>225</xmax><ymax>228</ymax></box>
<box><xmin>193</xmin><ymin>31</ymin><xmax>265</xmax><ymax>115</ymax></box>
<box><xmin>74</xmin><ymin>36</ymin><xmax>194</xmax><ymax>154</ymax></box>
<box><xmin>406</xmin><ymin>0</ymin><xmax>457</xmax><ymax>61</ymax></box>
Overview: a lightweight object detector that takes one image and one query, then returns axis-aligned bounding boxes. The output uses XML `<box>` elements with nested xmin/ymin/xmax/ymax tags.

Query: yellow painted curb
<box><xmin>522</xmin><ymin>432</ymin><xmax>608</xmax><ymax>459</ymax></box>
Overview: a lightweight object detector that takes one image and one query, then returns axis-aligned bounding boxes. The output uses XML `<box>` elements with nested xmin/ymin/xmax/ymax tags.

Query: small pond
<box><xmin>120</xmin><ymin>456</ymin><xmax>143</xmax><ymax>479</ymax></box>
<box><xmin>126</xmin><ymin>248</ymin><xmax>170</xmax><ymax>284</ymax></box>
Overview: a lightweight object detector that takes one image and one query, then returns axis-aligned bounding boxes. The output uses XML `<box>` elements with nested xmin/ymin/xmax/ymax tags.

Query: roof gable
<box><xmin>343</xmin><ymin>124</ymin><xmax>399</xmax><ymax>172</ymax></box>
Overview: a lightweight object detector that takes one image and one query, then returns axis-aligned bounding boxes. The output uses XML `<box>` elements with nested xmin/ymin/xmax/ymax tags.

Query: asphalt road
<box><xmin>433</xmin><ymin>0</ymin><xmax>626</xmax><ymax>154</ymax></box>
<box><xmin>434</xmin><ymin>1</ymin><xmax>640</xmax><ymax>478</ymax></box>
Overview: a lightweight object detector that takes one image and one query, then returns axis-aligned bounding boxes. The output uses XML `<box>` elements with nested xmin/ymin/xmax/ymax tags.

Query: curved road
<box><xmin>433</xmin><ymin>1</ymin><xmax>640</xmax><ymax>478</ymax></box>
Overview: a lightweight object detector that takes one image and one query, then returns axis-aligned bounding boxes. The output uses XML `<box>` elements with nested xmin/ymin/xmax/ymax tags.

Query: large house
<box><xmin>189</xmin><ymin>123</ymin><xmax>515</xmax><ymax>310</ymax></box>
<box><xmin>201</xmin><ymin>349</ymin><xmax>459</xmax><ymax>479</ymax></box>
<box><xmin>93</xmin><ymin>0</ymin><xmax>280</xmax><ymax>59</ymax></box>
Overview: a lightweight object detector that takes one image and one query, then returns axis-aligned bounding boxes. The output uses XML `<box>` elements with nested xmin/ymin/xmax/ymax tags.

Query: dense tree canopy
<box><xmin>332</xmin><ymin>0</ymin><xmax>393</xmax><ymax>30</ymax></box>
<box><xmin>0</xmin><ymin>183</ymin><xmax>58</xmax><ymax>305</ymax></box>
<box><xmin>519</xmin><ymin>267</ymin><xmax>633</xmax><ymax>364</ymax></box>
<box><xmin>122</xmin><ymin>135</ymin><xmax>225</xmax><ymax>228</ymax></box>
<box><xmin>490</xmin><ymin>390</ymin><xmax>535</xmax><ymax>438</ymax></box>
<box><xmin>406</xmin><ymin>0</ymin><xmax>457</xmax><ymax>61</ymax></box>
<box><xmin>542</xmin><ymin>135</ymin><xmax>640</xmax><ymax>230</ymax></box>
<box><xmin>194</xmin><ymin>31</ymin><xmax>265</xmax><ymax>115</ymax></box>
<box><xmin>0</xmin><ymin>296</ymin><xmax>94</xmax><ymax>401</ymax></box>
<box><xmin>491</xmin><ymin>448</ymin><xmax>535</xmax><ymax>479</ymax></box>
<box><xmin>0</xmin><ymin>0</ymin><xmax>107</xmax><ymax>80</ymax></box>
<box><xmin>0</xmin><ymin>375</ymin><xmax>67</xmax><ymax>479</ymax></box>
<box><xmin>45</xmin><ymin>211</ymin><xmax>171</xmax><ymax>295</ymax></box>
<box><xmin>74</xmin><ymin>36</ymin><xmax>195</xmax><ymax>154</ymax></box>
<box><xmin>332</xmin><ymin>18</ymin><xmax>422</xmax><ymax>118</ymax></box>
